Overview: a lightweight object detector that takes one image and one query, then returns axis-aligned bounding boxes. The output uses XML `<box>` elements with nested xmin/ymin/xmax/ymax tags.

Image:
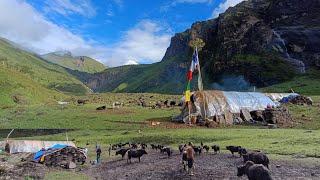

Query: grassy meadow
<box><xmin>1</xmin><ymin>93</ymin><xmax>319</xmax><ymax>161</ymax></box>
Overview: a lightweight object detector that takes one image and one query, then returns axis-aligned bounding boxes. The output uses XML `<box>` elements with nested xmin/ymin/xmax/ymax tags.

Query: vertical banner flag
<box><xmin>192</xmin><ymin>47</ymin><xmax>203</xmax><ymax>91</ymax></box>
<box><xmin>185</xmin><ymin>47</ymin><xmax>203</xmax><ymax>102</ymax></box>
<box><xmin>185</xmin><ymin>81</ymin><xmax>191</xmax><ymax>102</ymax></box>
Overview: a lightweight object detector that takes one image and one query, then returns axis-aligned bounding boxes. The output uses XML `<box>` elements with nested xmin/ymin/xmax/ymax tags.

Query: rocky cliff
<box><xmin>77</xmin><ymin>0</ymin><xmax>320</xmax><ymax>93</ymax></box>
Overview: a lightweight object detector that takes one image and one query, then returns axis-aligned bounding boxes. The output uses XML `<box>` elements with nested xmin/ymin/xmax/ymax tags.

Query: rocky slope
<box><xmin>78</xmin><ymin>0</ymin><xmax>320</xmax><ymax>94</ymax></box>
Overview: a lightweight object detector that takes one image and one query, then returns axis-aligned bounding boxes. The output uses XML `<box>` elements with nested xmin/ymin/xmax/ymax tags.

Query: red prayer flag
<box><xmin>187</xmin><ymin>70</ymin><xmax>193</xmax><ymax>81</ymax></box>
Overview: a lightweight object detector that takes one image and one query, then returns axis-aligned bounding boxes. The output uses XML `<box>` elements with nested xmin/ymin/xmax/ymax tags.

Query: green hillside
<box><xmin>0</xmin><ymin>67</ymin><xmax>67</xmax><ymax>107</ymax></box>
<box><xmin>0</xmin><ymin>38</ymin><xmax>90</xmax><ymax>107</ymax></box>
<box><xmin>41</xmin><ymin>52</ymin><xmax>106</xmax><ymax>73</ymax></box>
<box><xmin>80</xmin><ymin>56</ymin><xmax>190</xmax><ymax>94</ymax></box>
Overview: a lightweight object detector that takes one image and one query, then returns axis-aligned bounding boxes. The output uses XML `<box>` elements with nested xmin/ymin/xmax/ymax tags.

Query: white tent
<box><xmin>5</xmin><ymin>140</ymin><xmax>75</xmax><ymax>154</ymax></box>
<box><xmin>179</xmin><ymin>90</ymin><xmax>296</xmax><ymax>124</ymax></box>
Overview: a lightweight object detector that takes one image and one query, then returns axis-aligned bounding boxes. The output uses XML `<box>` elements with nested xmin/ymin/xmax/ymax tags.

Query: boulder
<box><xmin>67</xmin><ymin>161</ymin><xmax>76</xmax><ymax>169</ymax></box>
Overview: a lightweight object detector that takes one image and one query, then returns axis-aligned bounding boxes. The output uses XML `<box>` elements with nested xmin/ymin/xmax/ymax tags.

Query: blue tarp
<box><xmin>280</xmin><ymin>94</ymin><xmax>299</xmax><ymax>103</ymax></box>
<box><xmin>33</xmin><ymin>144</ymin><xmax>68</xmax><ymax>162</ymax></box>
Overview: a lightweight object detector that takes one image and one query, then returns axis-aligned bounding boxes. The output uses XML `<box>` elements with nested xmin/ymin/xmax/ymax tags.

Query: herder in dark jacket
<box><xmin>96</xmin><ymin>145</ymin><xmax>102</xmax><ymax>163</ymax></box>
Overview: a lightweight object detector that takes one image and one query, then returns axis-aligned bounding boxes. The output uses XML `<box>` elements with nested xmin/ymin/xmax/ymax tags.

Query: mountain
<box><xmin>41</xmin><ymin>51</ymin><xmax>106</xmax><ymax>73</ymax></box>
<box><xmin>75</xmin><ymin>0</ymin><xmax>320</xmax><ymax>94</ymax></box>
<box><xmin>0</xmin><ymin>38</ymin><xmax>90</xmax><ymax>107</ymax></box>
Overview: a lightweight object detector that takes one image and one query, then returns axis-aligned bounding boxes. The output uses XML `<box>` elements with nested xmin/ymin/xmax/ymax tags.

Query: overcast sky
<box><xmin>0</xmin><ymin>0</ymin><xmax>244</xmax><ymax>67</ymax></box>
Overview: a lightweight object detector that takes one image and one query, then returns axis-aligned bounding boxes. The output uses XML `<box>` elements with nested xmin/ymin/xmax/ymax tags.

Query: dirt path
<box><xmin>85</xmin><ymin>150</ymin><xmax>320</xmax><ymax>180</ymax></box>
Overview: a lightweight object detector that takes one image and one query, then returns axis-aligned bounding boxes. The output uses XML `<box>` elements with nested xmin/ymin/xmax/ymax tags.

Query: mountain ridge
<box><xmin>74</xmin><ymin>0</ymin><xmax>320</xmax><ymax>94</ymax></box>
<box><xmin>41</xmin><ymin>51</ymin><xmax>106</xmax><ymax>74</ymax></box>
<box><xmin>0</xmin><ymin>38</ymin><xmax>90</xmax><ymax>106</ymax></box>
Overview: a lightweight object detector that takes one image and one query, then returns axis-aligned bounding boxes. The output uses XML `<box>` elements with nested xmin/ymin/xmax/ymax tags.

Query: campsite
<box><xmin>1</xmin><ymin>0</ymin><xmax>320</xmax><ymax>179</ymax></box>
<box><xmin>1</xmin><ymin>93</ymin><xmax>320</xmax><ymax>179</ymax></box>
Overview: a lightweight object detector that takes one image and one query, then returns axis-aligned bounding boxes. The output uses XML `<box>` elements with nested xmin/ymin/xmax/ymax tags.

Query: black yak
<box><xmin>226</xmin><ymin>146</ymin><xmax>242</xmax><ymax>156</ymax></box>
<box><xmin>127</xmin><ymin>149</ymin><xmax>148</xmax><ymax>163</ymax></box>
<box><xmin>243</xmin><ymin>152</ymin><xmax>270</xmax><ymax>168</ymax></box>
<box><xmin>211</xmin><ymin>145</ymin><xmax>220</xmax><ymax>154</ymax></box>
<box><xmin>239</xmin><ymin>147</ymin><xmax>248</xmax><ymax>157</ymax></box>
<box><xmin>96</xmin><ymin>105</ymin><xmax>106</xmax><ymax>110</ymax></box>
<box><xmin>193</xmin><ymin>146</ymin><xmax>202</xmax><ymax>155</ymax></box>
<box><xmin>115</xmin><ymin>148</ymin><xmax>129</xmax><ymax>159</ymax></box>
<box><xmin>237</xmin><ymin>161</ymin><xmax>272</xmax><ymax>180</ymax></box>
<box><xmin>161</xmin><ymin>147</ymin><xmax>172</xmax><ymax>157</ymax></box>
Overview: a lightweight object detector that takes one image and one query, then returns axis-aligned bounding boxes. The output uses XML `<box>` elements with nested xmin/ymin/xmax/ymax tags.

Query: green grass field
<box><xmin>1</xmin><ymin>95</ymin><xmax>319</xmax><ymax>160</ymax></box>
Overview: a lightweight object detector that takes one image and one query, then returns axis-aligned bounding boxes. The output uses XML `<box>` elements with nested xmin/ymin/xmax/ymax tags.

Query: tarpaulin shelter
<box><xmin>5</xmin><ymin>140</ymin><xmax>75</xmax><ymax>154</ymax></box>
<box><xmin>33</xmin><ymin>144</ymin><xmax>68</xmax><ymax>162</ymax></box>
<box><xmin>177</xmin><ymin>90</ymin><xmax>296</xmax><ymax>124</ymax></box>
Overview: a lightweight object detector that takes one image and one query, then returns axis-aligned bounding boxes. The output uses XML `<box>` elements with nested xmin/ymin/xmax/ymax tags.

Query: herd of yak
<box><xmin>108</xmin><ymin>142</ymin><xmax>272</xmax><ymax>180</ymax></box>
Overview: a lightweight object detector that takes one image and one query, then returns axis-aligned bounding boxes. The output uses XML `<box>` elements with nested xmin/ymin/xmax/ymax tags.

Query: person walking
<box><xmin>186</xmin><ymin>142</ymin><xmax>195</xmax><ymax>176</ymax></box>
<box><xmin>96</xmin><ymin>145</ymin><xmax>102</xmax><ymax>163</ymax></box>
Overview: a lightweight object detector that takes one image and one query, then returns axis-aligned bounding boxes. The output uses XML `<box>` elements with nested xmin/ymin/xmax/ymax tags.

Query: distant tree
<box><xmin>189</xmin><ymin>38</ymin><xmax>205</xmax><ymax>51</ymax></box>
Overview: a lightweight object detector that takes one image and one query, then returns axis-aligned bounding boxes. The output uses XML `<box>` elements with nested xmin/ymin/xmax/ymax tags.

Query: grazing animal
<box><xmin>243</xmin><ymin>152</ymin><xmax>270</xmax><ymax>168</ymax></box>
<box><xmin>140</xmin><ymin>143</ymin><xmax>147</xmax><ymax>149</ymax></box>
<box><xmin>151</xmin><ymin>144</ymin><xmax>157</xmax><ymax>150</ymax></box>
<box><xmin>77</xmin><ymin>99</ymin><xmax>88</xmax><ymax>105</ymax></box>
<box><xmin>96</xmin><ymin>106</ymin><xmax>106</xmax><ymax>110</ymax></box>
<box><xmin>211</xmin><ymin>145</ymin><xmax>220</xmax><ymax>154</ymax></box>
<box><xmin>202</xmin><ymin>145</ymin><xmax>210</xmax><ymax>153</ymax></box>
<box><xmin>226</xmin><ymin>146</ymin><xmax>242</xmax><ymax>156</ymax></box>
<box><xmin>161</xmin><ymin>147</ymin><xmax>172</xmax><ymax>157</ymax></box>
<box><xmin>115</xmin><ymin>148</ymin><xmax>130</xmax><ymax>159</ymax></box>
<box><xmin>164</xmin><ymin>100</ymin><xmax>169</xmax><ymax>107</ymax></box>
<box><xmin>237</xmin><ymin>161</ymin><xmax>272</xmax><ymax>180</ymax></box>
<box><xmin>239</xmin><ymin>147</ymin><xmax>248</xmax><ymax>157</ymax></box>
<box><xmin>127</xmin><ymin>149</ymin><xmax>148</xmax><ymax>163</ymax></box>
<box><xmin>156</xmin><ymin>145</ymin><xmax>164</xmax><ymax>151</ymax></box>
<box><xmin>193</xmin><ymin>146</ymin><xmax>202</xmax><ymax>155</ymax></box>
<box><xmin>182</xmin><ymin>150</ymin><xmax>188</xmax><ymax>170</ymax></box>
<box><xmin>130</xmin><ymin>143</ymin><xmax>138</xmax><ymax>149</ymax></box>
<box><xmin>170</xmin><ymin>101</ymin><xmax>176</xmax><ymax>106</ymax></box>
<box><xmin>179</xmin><ymin>144</ymin><xmax>186</xmax><ymax>154</ymax></box>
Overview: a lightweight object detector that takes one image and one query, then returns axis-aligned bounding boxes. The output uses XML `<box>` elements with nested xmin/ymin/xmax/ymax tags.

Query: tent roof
<box><xmin>186</xmin><ymin>90</ymin><xmax>296</xmax><ymax>118</ymax></box>
<box><xmin>5</xmin><ymin>140</ymin><xmax>75</xmax><ymax>154</ymax></box>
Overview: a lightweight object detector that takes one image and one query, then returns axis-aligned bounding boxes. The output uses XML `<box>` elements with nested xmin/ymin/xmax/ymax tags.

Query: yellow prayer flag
<box><xmin>185</xmin><ymin>90</ymin><xmax>191</xmax><ymax>102</ymax></box>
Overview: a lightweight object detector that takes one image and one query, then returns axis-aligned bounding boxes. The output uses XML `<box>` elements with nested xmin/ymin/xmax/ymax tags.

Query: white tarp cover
<box><xmin>5</xmin><ymin>140</ymin><xmax>75</xmax><ymax>154</ymax></box>
<box><xmin>223</xmin><ymin>91</ymin><xmax>276</xmax><ymax>113</ymax></box>
<box><xmin>186</xmin><ymin>91</ymin><xmax>296</xmax><ymax>119</ymax></box>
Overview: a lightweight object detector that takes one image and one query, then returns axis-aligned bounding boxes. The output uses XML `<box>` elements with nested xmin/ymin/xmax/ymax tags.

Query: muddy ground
<box><xmin>85</xmin><ymin>150</ymin><xmax>320</xmax><ymax>180</ymax></box>
<box><xmin>1</xmin><ymin>149</ymin><xmax>320</xmax><ymax>180</ymax></box>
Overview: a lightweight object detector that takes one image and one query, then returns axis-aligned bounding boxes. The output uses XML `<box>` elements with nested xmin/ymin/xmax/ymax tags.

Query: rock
<box><xmin>268</xmin><ymin>124</ymin><xmax>277</xmax><ymax>129</ymax></box>
<box><xmin>276</xmin><ymin>165</ymin><xmax>281</xmax><ymax>168</ymax></box>
<box><xmin>240</xmin><ymin>109</ymin><xmax>253</xmax><ymax>122</ymax></box>
<box><xmin>288</xmin><ymin>95</ymin><xmax>313</xmax><ymax>105</ymax></box>
<box><xmin>263</xmin><ymin>106</ymin><xmax>292</xmax><ymax>126</ymax></box>
<box><xmin>68</xmin><ymin>161</ymin><xmax>76</xmax><ymax>169</ymax></box>
<box><xmin>292</xmin><ymin>44</ymin><xmax>304</xmax><ymax>53</ymax></box>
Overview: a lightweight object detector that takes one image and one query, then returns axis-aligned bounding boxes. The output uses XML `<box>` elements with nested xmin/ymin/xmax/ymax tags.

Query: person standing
<box><xmin>108</xmin><ymin>144</ymin><xmax>112</xmax><ymax>156</ymax></box>
<box><xmin>96</xmin><ymin>145</ymin><xmax>102</xmax><ymax>163</ymax></box>
<box><xmin>186</xmin><ymin>142</ymin><xmax>195</xmax><ymax>176</ymax></box>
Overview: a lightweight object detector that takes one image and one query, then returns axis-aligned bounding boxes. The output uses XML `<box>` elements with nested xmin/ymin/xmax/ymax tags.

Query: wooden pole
<box><xmin>6</xmin><ymin>129</ymin><xmax>14</xmax><ymax>142</ymax></box>
<box><xmin>188</xmin><ymin>102</ymin><xmax>191</xmax><ymax>125</ymax></box>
